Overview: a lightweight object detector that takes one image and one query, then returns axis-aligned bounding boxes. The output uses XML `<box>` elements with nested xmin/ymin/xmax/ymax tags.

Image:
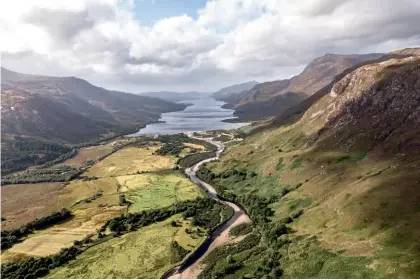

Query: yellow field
<box><xmin>116</xmin><ymin>172</ymin><xmax>202</xmax><ymax>213</ymax></box>
<box><xmin>1</xmin><ymin>206</ymin><xmax>126</xmax><ymax>262</ymax></box>
<box><xmin>179</xmin><ymin>143</ymin><xmax>206</xmax><ymax>157</ymax></box>
<box><xmin>57</xmin><ymin>178</ymin><xmax>120</xmax><ymax>209</ymax></box>
<box><xmin>63</xmin><ymin>145</ymin><xmax>113</xmax><ymax>168</ymax></box>
<box><xmin>84</xmin><ymin>146</ymin><xmax>176</xmax><ymax>177</ymax></box>
<box><xmin>47</xmin><ymin>215</ymin><xmax>206</xmax><ymax>279</ymax></box>
<box><xmin>2</xmin><ymin>141</ymin><xmax>204</xmax><ymax>271</ymax></box>
<box><xmin>1</xmin><ymin>183</ymin><xmax>65</xmax><ymax>230</ymax></box>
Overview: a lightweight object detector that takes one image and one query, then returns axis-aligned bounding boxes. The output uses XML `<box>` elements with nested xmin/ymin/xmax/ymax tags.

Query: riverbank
<box><xmin>163</xmin><ymin>137</ymin><xmax>251</xmax><ymax>279</ymax></box>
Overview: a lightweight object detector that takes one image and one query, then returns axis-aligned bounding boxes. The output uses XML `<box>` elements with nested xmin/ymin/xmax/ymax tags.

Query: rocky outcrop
<box><xmin>227</xmin><ymin>53</ymin><xmax>383</xmax><ymax>121</ymax></box>
<box><xmin>299</xmin><ymin>53</ymin><xmax>420</xmax><ymax>157</ymax></box>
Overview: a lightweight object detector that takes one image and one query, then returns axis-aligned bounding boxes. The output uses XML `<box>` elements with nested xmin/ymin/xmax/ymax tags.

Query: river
<box><xmin>162</xmin><ymin>137</ymin><xmax>251</xmax><ymax>279</ymax></box>
<box><xmin>128</xmin><ymin>96</ymin><xmax>248</xmax><ymax>136</ymax></box>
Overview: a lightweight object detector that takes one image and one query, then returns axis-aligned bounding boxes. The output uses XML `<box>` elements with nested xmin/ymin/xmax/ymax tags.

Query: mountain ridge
<box><xmin>1</xmin><ymin>67</ymin><xmax>187</xmax><ymax>173</ymax></box>
<box><xmin>217</xmin><ymin>53</ymin><xmax>383</xmax><ymax>121</ymax></box>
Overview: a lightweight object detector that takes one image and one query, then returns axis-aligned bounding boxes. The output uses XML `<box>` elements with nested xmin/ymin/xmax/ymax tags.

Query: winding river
<box><xmin>162</xmin><ymin>136</ymin><xmax>251</xmax><ymax>279</ymax></box>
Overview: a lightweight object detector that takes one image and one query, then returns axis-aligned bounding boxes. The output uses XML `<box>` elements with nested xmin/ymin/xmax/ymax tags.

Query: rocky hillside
<box><xmin>202</xmin><ymin>49</ymin><xmax>420</xmax><ymax>278</ymax></box>
<box><xmin>1</xmin><ymin>67</ymin><xmax>187</xmax><ymax>172</ymax></box>
<box><xmin>221</xmin><ymin>53</ymin><xmax>383</xmax><ymax>121</ymax></box>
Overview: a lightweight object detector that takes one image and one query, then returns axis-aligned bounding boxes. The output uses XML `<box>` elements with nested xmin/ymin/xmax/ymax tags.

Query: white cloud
<box><xmin>1</xmin><ymin>0</ymin><xmax>420</xmax><ymax>92</ymax></box>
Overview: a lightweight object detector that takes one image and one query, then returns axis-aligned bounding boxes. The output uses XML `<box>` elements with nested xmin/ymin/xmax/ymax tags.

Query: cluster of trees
<box><xmin>177</xmin><ymin>152</ymin><xmax>216</xmax><ymax>168</ymax></box>
<box><xmin>183</xmin><ymin>198</ymin><xmax>231</xmax><ymax>232</ymax></box>
<box><xmin>197</xmin><ymin>166</ymin><xmax>257</xmax><ymax>186</ymax></box>
<box><xmin>2</xmin><ymin>139</ymin><xmax>73</xmax><ymax>174</ymax></box>
<box><xmin>154</xmin><ymin>134</ymin><xmax>218</xmax><ymax>157</ymax></box>
<box><xmin>1</xmin><ymin>165</ymin><xmax>81</xmax><ymax>185</ymax></box>
<box><xmin>1</xmin><ymin>209</ymin><xmax>72</xmax><ymax>250</ymax></box>
<box><xmin>229</xmin><ymin>223</ymin><xmax>253</xmax><ymax>237</ymax></box>
<box><xmin>100</xmin><ymin>197</ymin><xmax>228</xmax><ymax>235</ymax></box>
<box><xmin>170</xmin><ymin>241</ymin><xmax>191</xmax><ymax>262</ymax></box>
<box><xmin>187</xmin><ymin>138</ymin><xmax>217</xmax><ymax>152</ymax></box>
<box><xmin>154</xmin><ymin>134</ymin><xmax>190</xmax><ymax>156</ymax></box>
<box><xmin>212</xmin><ymin>134</ymin><xmax>232</xmax><ymax>142</ymax></box>
<box><xmin>1</xmin><ymin>245</ymin><xmax>82</xmax><ymax>279</ymax></box>
<box><xmin>39</xmin><ymin>149</ymin><xmax>78</xmax><ymax>168</ymax></box>
<box><xmin>198</xmin><ymin>233</ymin><xmax>261</xmax><ymax>278</ymax></box>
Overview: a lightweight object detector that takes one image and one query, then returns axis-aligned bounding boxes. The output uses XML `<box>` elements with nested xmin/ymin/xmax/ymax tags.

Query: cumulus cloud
<box><xmin>1</xmin><ymin>0</ymin><xmax>420</xmax><ymax>92</ymax></box>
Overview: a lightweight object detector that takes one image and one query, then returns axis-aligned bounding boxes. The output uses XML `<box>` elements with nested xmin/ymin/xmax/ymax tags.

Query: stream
<box><xmin>161</xmin><ymin>137</ymin><xmax>251</xmax><ymax>279</ymax></box>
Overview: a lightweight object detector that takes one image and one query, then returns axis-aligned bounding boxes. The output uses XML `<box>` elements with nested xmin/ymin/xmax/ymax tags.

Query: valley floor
<box><xmin>1</xmin><ymin>134</ymin><xmax>233</xmax><ymax>278</ymax></box>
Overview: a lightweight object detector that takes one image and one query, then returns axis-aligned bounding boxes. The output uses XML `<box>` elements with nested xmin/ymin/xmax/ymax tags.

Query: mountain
<box><xmin>1</xmin><ymin>67</ymin><xmax>187</xmax><ymax>172</ymax></box>
<box><xmin>138</xmin><ymin>91</ymin><xmax>210</xmax><ymax>102</ymax></box>
<box><xmin>212</xmin><ymin>81</ymin><xmax>259</xmax><ymax>100</ymax></box>
<box><xmin>222</xmin><ymin>53</ymin><xmax>383</xmax><ymax>121</ymax></box>
<box><xmin>202</xmin><ymin>48</ymin><xmax>420</xmax><ymax>278</ymax></box>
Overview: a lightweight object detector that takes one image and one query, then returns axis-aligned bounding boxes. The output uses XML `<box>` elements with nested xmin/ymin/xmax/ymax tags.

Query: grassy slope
<box><xmin>46</xmin><ymin>215</ymin><xmax>205</xmax><ymax>279</ymax></box>
<box><xmin>204</xmin><ymin>60</ymin><xmax>420</xmax><ymax>278</ymax></box>
<box><xmin>206</xmin><ymin>123</ymin><xmax>420</xmax><ymax>277</ymax></box>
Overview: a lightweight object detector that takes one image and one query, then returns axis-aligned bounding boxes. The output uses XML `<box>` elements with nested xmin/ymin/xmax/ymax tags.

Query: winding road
<box><xmin>162</xmin><ymin>137</ymin><xmax>251</xmax><ymax>279</ymax></box>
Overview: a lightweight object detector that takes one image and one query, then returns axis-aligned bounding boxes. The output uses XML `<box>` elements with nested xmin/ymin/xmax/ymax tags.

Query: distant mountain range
<box><xmin>212</xmin><ymin>81</ymin><xmax>259</xmax><ymax>100</ymax></box>
<box><xmin>1</xmin><ymin>67</ymin><xmax>187</xmax><ymax>172</ymax></box>
<box><xmin>138</xmin><ymin>91</ymin><xmax>210</xmax><ymax>102</ymax></box>
<box><xmin>214</xmin><ymin>53</ymin><xmax>383</xmax><ymax>121</ymax></box>
<box><xmin>1</xmin><ymin>67</ymin><xmax>186</xmax><ymax>143</ymax></box>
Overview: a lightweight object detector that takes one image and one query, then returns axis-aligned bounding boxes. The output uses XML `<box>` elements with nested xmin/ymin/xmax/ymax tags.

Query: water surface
<box><xmin>129</xmin><ymin>96</ymin><xmax>247</xmax><ymax>135</ymax></box>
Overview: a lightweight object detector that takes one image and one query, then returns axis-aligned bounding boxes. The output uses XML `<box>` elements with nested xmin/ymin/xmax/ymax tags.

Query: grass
<box><xmin>204</xmin><ymin>113</ymin><xmax>420</xmax><ymax>278</ymax></box>
<box><xmin>276</xmin><ymin>158</ymin><xmax>285</xmax><ymax>170</ymax></box>
<box><xmin>290</xmin><ymin>157</ymin><xmax>303</xmax><ymax>170</ymax></box>
<box><xmin>280</xmin><ymin>236</ymin><xmax>377</xmax><ymax>278</ymax></box>
<box><xmin>116</xmin><ymin>171</ymin><xmax>202</xmax><ymax>213</ymax></box>
<box><xmin>63</xmin><ymin>144</ymin><xmax>114</xmax><ymax>168</ymax></box>
<box><xmin>1</xmin><ymin>182</ymin><xmax>64</xmax><ymax>230</ymax></box>
<box><xmin>46</xmin><ymin>215</ymin><xmax>205</xmax><ymax>279</ymax></box>
<box><xmin>57</xmin><ymin>178</ymin><xmax>120</xmax><ymax>209</ymax></box>
<box><xmin>2</xmin><ymin>205</ymin><xmax>126</xmax><ymax>262</ymax></box>
<box><xmin>84</xmin><ymin>146</ymin><xmax>176</xmax><ymax>177</ymax></box>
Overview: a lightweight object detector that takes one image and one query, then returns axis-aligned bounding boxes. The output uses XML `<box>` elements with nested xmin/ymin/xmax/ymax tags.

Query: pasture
<box><xmin>47</xmin><ymin>215</ymin><xmax>206</xmax><ymax>279</ymax></box>
<box><xmin>117</xmin><ymin>171</ymin><xmax>202</xmax><ymax>213</ymax></box>
<box><xmin>84</xmin><ymin>146</ymin><xmax>176</xmax><ymax>177</ymax></box>
<box><xmin>1</xmin><ymin>182</ymin><xmax>65</xmax><ymax>230</ymax></box>
<box><xmin>63</xmin><ymin>145</ymin><xmax>114</xmax><ymax>167</ymax></box>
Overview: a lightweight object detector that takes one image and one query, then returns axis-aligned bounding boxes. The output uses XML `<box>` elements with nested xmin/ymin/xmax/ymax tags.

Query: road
<box><xmin>162</xmin><ymin>137</ymin><xmax>251</xmax><ymax>279</ymax></box>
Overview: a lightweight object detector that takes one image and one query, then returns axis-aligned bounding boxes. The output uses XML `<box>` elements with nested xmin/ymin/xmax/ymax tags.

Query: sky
<box><xmin>1</xmin><ymin>0</ymin><xmax>420</xmax><ymax>93</ymax></box>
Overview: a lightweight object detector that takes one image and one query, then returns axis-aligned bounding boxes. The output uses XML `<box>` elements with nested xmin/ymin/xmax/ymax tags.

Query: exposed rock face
<box><xmin>226</xmin><ymin>53</ymin><xmax>383</xmax><ymax>121</ymax></box>
<box><xmin>300</xmin><ymin>54</ymin><xmax>420</xmax><ymax>157</ymax></box>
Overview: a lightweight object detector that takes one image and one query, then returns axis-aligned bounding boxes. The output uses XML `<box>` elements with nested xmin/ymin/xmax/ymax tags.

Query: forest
<box><xmin>1</xmin><ymin>138</ymin><xmax>73</xmax><ymax>174</ymax></box>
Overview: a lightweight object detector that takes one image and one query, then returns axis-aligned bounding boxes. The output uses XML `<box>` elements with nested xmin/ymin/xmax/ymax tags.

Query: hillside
<box><xmin>199</xmin><ymin>49</ymin><xmax>420</xmax><ymax>278</ymax></box>
<box><xmin>212</xmin><ymin>81</ymin><xmax>259</xmax><ymax>99</ymax></box>
<box><xmin>138</xmin><ymin>91</ymin><xmax>210</xmax><ymax>102</ymax></box>
<box><xmin>221</xmin><ymin>53</ymin><xmax>383</xmax><ymax>121</ymax></box>
<box><xmin>1</xmin><ymin>68</ymin><xmax>187</xmax><ymax>172</ymax></box>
